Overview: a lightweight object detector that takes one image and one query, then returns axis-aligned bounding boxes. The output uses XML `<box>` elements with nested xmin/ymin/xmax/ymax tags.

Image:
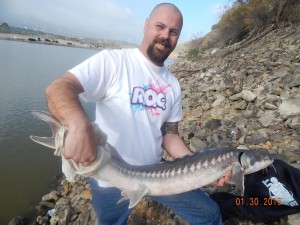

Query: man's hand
<box><xmin>63</xmin><ymin>119</ymin><xmax>97</xmax><ymax>166</ymax></box>
<box><xmin>210</xmin><ymin>170</ymin><xmax>231</xmax><ymax>186</ymax></box>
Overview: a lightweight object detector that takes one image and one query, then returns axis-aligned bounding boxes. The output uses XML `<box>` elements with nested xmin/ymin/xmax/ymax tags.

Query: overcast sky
<box><xmin>0</xmin><ymin>0</ymin><xmax>230</xmax><ymax>44</ymax></box>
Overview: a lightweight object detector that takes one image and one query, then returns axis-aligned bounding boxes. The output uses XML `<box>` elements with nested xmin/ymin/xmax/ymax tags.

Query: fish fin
<box><xmin>229</xmin><ymin>165</ymin><xmax>245</xmax><ymax>196</ymax></box>
<box><xmin>30</xmin><ymin>111</ymin><xmax>64</xmax><ymax>149</ymax></box>
<box><xmin>117</xmin><ymin>186</ymin><xmax>148</xmax><ymax>208</ymax></box>
<box><xmin>117</xmin><ymin>191</ymin><xmax>129</xmax><ymax>204</ymax></box>
<box><xmin>31</xmin><ymin>111</ymin><xmax>62</xmax><ymax>136</ymax></box>
<box><xmin>30</xmin><ymin>136</ymin><xmax>56</xmax><ymax>149</ymax></box>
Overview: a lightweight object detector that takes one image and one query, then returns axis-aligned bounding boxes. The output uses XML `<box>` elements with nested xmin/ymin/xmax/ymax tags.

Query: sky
<box><xmin>0</xmin><ymin>0</ymin><xmax>231</xmax><ymax>44</ymax></box>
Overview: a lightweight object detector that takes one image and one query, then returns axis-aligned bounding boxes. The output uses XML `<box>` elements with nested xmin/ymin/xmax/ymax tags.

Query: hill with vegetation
<box><xmin>180</xmin><ymin>0</ymin><xmax>300</xmax><ymax>60</ymax></box>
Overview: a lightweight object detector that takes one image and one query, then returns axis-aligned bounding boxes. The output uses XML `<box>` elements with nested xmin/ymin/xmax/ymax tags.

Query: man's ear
<box><xmin>144</xmin><ymin>18</ymin><xmax>149</xmax><ymax>33</ymax></box>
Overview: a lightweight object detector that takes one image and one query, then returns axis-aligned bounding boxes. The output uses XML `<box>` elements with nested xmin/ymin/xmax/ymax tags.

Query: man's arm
<box><xmin>161</xmin><ymin>122</ymin><xmax>192</xmax><ymax>158</ymax></box>
<box><xmin>46</xmin><ymin>71</ymin><xmax>97</xmax><ymax>165</ymax></box>
<box><xmin>161</xmin><ymin>122</ymin><xmax>230</xmax><ymax>186</ymax></box>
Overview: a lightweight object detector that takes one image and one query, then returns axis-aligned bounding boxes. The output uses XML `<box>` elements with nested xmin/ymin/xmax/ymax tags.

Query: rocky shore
<box><xmin>9</xmin><ymin>24</ymin><xmax>300</xmax><ymax>225</ymax></box>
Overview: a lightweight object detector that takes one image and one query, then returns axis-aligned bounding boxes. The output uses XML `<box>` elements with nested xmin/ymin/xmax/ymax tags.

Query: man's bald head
<box><xmin>148</xmin><ymin>3</ymin><xmax>183</xmax><ymax>29</ymax></box>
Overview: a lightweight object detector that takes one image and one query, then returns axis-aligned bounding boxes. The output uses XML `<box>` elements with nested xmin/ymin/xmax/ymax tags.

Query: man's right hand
<box><xmin>63</xmin><ymin>119</ymin><xmax>97</xmax><ymax>166</ymax></box>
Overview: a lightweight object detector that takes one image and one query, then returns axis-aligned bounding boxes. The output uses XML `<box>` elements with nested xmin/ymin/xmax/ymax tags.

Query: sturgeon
<box><xmin>30</xmin><ymin>110</ymin><xmax>273</xmax><ymax>208</ymax></box>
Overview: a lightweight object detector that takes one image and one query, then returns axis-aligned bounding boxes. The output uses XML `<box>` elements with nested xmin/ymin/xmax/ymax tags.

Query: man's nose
<box><xmin>160</xmin><ymin>29</ymin><xmax>170</xmax><ymax>39</ymax></box>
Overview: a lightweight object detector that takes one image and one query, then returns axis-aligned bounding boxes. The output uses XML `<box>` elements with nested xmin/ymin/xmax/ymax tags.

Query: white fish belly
<box><xmin>143</xmin><ymin>167</ymin><xmax>230</xmax><ymax>196</ymax></box>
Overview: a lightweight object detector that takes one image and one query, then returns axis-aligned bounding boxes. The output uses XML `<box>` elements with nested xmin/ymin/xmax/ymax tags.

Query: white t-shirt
<box><xmin>69</xmin><ymin>48</ymin><xmax>182</xmax><ymax>186</ymax></box>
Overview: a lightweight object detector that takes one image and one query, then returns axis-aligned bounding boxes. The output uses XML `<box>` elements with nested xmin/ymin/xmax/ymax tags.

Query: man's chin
<box><xmin>147</xmin><ymin>44</ymin><xmax>171</xmax><ymax>64</ymax></box>
<box><xmin>155</xmin><ymin>48</ymin><xmax>171</xmax><ymax>59</ymax></box>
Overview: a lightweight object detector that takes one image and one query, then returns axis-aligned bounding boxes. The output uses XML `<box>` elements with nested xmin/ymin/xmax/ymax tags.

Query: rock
<box><xmin>189</xmin><ymin>136</ymin><xmax>207</xmax><ymax>151</ymax></box>
<box><xmin>242</xmin><ymin>90</ymin><xmax>257</xmax><ymax>102</ymax></box>
<box><xmin>212</xmin><ymin>94</ymin><xmax>225</xmax><ymax>107</ymax></box>
<box><xmin>279</xmin><ymin>98</ymin><xmax>300</xmax><ymax>118</ymax></box>
<box><xmin>285</xmin><ymin>117</ymin><xmax>300</xmax><ymax>129</ymax></box>
<box><xmin>258</xmin><ymin>110</ymin><xmax>276</xmax><ymax>128</ymax></box>
<box><xmin>205</xmin><ymin>119</ymin><xmax>222</xmax><ymax>130</ymax></box>
<box><xmin>56</xmin><ymin>196</ymin><xmax>71</xmax><ymax>205</ymax></box>
<box><xmin>50</xmin><ymin>205</ymin><xmax>72</xmax><ymax>224</ymax></box>
<box><xmin>229</xmin><ymin>93</ymin><xmax>242</xmax><ymax>101</ymax></box>
<box><xmin>42</xmin><ymin>190</ymin><xmax>59</xmax><ymax>202</ymax></box>
<box><xmin>287</xmin><ymin>213</ymin><xmax>300</xmax><ymax>225</ymax></box>
<box><xmin>80</xmin><ymin>189</ymin><xmax>92</xmax><ymax>200</ymax></box>
<box><xmin>8</xmin><ymin>216</ymin><xmax>28</xmax><ymax>225</ymax></box>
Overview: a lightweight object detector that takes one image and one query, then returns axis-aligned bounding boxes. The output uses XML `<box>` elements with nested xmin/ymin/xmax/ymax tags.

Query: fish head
<box><xmin>239</xmin><ymin>150</ymin><xmax>274</xmax><ymax>175</ymax></box>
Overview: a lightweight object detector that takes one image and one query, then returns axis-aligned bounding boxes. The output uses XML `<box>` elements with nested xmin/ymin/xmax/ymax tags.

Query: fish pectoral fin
<box><xmin>229</xmin><ymin>165</ymin><xmax>245</xmax><ymax>196</ymax></box>
<box><xmin>30</xmin><ymin>136</ymin><xmax>56</xmax><ymax>149</ymax></box>
<box><xmin>117</xmin><ymin>186</ymin><xmax>148</xmax><ymax>209</ymax></box>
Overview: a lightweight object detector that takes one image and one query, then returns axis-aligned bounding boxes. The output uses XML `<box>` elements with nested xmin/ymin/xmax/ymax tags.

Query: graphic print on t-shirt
<box><xmin>130</xmin><ymin>78</ymin><xmax>171</xmax><ymax>116</ymax></box>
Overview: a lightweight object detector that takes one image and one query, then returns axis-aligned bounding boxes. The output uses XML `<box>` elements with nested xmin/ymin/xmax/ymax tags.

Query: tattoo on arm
<box><xmin>161</xmin><ymin>122</ymin><xmax>179</xmax><ymax>136</ymax></box>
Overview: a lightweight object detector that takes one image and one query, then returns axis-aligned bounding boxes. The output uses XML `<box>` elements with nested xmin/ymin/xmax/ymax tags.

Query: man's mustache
<box><xmin>154</xmin><ymin>38</ymin><xmax>171</xmax><ymax>48</ymax></box>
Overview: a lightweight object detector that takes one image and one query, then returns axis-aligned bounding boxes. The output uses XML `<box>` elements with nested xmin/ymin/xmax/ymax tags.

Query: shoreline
<box><xmin>0</xmin><ymin>32</ymin><xmax>137</xmax><ymax>50</ymax></box>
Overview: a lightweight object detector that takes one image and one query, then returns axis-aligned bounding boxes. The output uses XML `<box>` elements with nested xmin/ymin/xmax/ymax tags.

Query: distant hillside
<box><xmin>0</xmin><ymin>22</ymin><xmax>138</xmax><ymax>49</ymax></box>
<box><xmin>0</xmin><ymin>22</ymin><xmax>51</xmax><ymax>36</ymax></box>
<box><xmin>181</xmin><ymin>0</ymin><xmax>300</xmax><ymax>59</ymax></box>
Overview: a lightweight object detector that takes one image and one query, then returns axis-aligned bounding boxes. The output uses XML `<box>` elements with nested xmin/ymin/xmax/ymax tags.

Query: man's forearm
<box><xmin>46</xmin><ymin>72</ymin><xmax>89</xmax><ymax>127</ymax></box>
<box><xmin>163</xmin><ymin>133</ymin><xmax>192</xmax><ymax>158</ymax></box>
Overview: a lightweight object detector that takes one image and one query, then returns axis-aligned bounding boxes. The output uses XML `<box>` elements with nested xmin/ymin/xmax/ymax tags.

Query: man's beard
<box><xmin>146</xmin><ymin>38</ymin><xmax>172</xmax><ymax>65</ymax></box>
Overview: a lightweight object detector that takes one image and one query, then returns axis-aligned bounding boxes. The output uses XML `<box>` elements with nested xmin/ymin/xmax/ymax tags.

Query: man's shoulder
<box><xmin>105</xmin><ymin>48</ymin><xmax>137</xmax><ymax>55</ymax></box>
<box><xmin>101</xmin><ymin>48</ymin><xmax>138</xmax><ymax>62</ymax></box>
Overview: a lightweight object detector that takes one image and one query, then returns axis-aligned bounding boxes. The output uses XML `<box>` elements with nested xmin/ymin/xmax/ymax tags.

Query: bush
<box><xmin>185</xmin><ymin>33</ymin><xmax>202</xmax><ymax>60</ymax></box>
<box><xmin>186</xmin><ymin>48</ymin><xmax>200</xmax><ymax>60</ymax></box>
<box><xmin>217</xmin><ymin>3</ymin><xmax>250</xmax><ymax>45</ymax></box>
<box><xmin>281</xmin><ymin>0</ymin><xmax>300</xmax><ymax>23</ymax></box>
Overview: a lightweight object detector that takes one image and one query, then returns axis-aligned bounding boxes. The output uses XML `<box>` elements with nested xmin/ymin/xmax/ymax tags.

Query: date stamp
<box><xmin>235</xmin><ymin>197</ymin><xmax>282</xmax><ymax>206</ymax></box>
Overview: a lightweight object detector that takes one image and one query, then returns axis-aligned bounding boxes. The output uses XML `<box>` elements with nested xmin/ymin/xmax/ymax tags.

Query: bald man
<box><xmin>46</xmin><ymin>3</ymin><xmax>226</xmax><ymax>225</ymax></box>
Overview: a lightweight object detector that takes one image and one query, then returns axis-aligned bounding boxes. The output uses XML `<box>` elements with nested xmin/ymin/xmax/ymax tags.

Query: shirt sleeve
<box><xmin>69</xmin><ymin>50</ymin><xmax>115</xmax><ymax>102</ymax></box>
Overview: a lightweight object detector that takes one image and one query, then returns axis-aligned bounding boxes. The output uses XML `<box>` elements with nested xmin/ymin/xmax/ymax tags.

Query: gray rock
<box><xmin>242</xmin><ymin>90</ymin><xmax>257</xmax><ymax>102</ymax></box>
<box><xmin>258</xmin><ymin>110</ymin><xmax>276</xmax><ymax>128</ymax></box>
<box><xmin>189</xmin><ymin>136</ymin><xmax>207</xmax><ymax>151</ymax></box>
<box><xmin>279</xmin><ymin>98</ymin><xmax>300</xmax><ymax>118</ymax></box>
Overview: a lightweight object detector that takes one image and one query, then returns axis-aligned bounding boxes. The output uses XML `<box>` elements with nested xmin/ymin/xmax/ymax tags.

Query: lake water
<box><xmin>0</xmin><ymin>39</ymin><xmax>99</xmax><ymax>224</ymax></box>
<box><xmin>0</xmin><ymin>39</ymin><xmax>174</xmax><ymax>223</ymax></box>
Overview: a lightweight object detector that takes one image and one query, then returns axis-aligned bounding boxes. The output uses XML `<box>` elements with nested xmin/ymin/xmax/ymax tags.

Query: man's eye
<box><xmin>170</xmin><ymin>31</ymin><xmax>178</xmax><ymax>36</ymax></box>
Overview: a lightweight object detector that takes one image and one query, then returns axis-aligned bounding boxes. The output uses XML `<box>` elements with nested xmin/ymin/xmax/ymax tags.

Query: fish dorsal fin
<box><xmin>117</xmin><ymin>185</ymin><xmax>148</xmax><ymax>208</ymax></box>
<box><xmin>229</xmin><ymin>164</ymin><xmax>245</xmax><ymax>196</ymax></box>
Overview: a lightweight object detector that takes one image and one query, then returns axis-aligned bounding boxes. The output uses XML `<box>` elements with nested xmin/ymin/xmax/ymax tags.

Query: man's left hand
<box><xmin>210</xmin><ymin>170</ymin><xmax>231</xmax><ymax>186</ymax></box>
